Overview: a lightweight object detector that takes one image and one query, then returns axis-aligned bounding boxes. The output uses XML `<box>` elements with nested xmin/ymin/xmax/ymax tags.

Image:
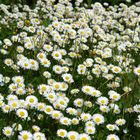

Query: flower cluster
<box><xmin>0</xmin><ymin>0</ymin><xmax>140</xmax><ymax>140</ymax></box>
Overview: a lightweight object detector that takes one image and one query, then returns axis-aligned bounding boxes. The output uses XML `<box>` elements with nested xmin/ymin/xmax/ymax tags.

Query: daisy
<box><xmin>106</xmin><ymin>124</ymin><xmax>117</xmax><ymax>131</ymax></box>
<box><xmin>2</xmin><ymin>105</ymin><xmax>11</xmax><ymax>113</ymax></box>
<box><xmin>43</xmin><ymin>44</ymin><xmax>53</xmax><ymax>52</ymax></box>
<box><xmin>44</xmin><ymin>105</ymin><xmax>54</xmax><ymax>115</ymax></box>
<box><xmin>74</xmin><ymin>98</ymin><xmax>84</xmax><ymax>107</ymax></box>
<box><xmin>85</xmin><ymin>126</ymin><xmax>96</xmax><ymax>135</ymax></box>
<box><xmin>115</xmin><ymin>119</ymin><xmax>126</xmax><ymax>126</ymax></box>
<box><xmin>97</xmin><ymin>96</ymin><xmax>109</xmax><ymax>105</ymax></box>
<box><xmin>33</xmin><ymin>132</ymin><xmax>46</xmax><ymax>140</ymax></box>
<box><xmin>51</xmin><ymin>110</ymin><xmax>63</xmax><ymax>120</ymax></box>
<box><xmin>16</xmin><ymin>109</ymin><xmax>28</xmax><ymax>119</ymax></box>
<box><xmin>62</xmin><ymin>73</ymin><xmax>74</xmax><ymax>83</ymax></box>
<box><xmin>106</xmin><ymin>134</ymin><xmax>120</xmax><ymax>140</ymax></box>
<box><xmin>79</xmin><ymin>133</ymin><xmax>91</xmax><ymax>140</ymax></box>
<box><xmin>108</xmin><ymin>90</ymin><xmax>121</xmax><ymax>101</ymax></box>
<box><xmin>112</xmin><ymin>66</ymin><xmax>122</xmax><ymax>74</ymax></box>
<box><xmin>40</xmin><ymin>58</ymin><xmax>51</xmax><ymax>68</ymax></box>
<box><xmin>53</xmin><ymin>65</ymin><xmax>62</xmax><ymax>74</ymax></box>
<box><xmin>67</xmin><ymin>131</ymin><xmax>79</xmax><ymax>140</ymax></box>
<box><xmin>43</xmin><ymin>71</ymin><xmax>51</xmax><ymax>78</ymax></box>
<box><xmin>66</xmin><ymin>107</ymin><xmax>77</xmax><ymax>115</ymax></box>
<box><xmin>100</xmin><ymin>105</ymin><xmax>110</xmax><ymax>113</ymax></box>
<box><xmin>81</xmin><ymin>113</ymin><xmax>91</xmax><ymax>122</ymax></box>
<box><xmin>26</xmin><ymin>95</ymin><xmax>38</xmax><ymax>107</ymax></box>
<box><xmin>71</xmin><ymin>118</ymin><xmax>79</xmax><ymax>125</ymax></box>
<box><xmin>18</xmin><ymin>131</ymin><xmax>32</xmax><ymax>140</ymax></box>
<box><xmin>52</xmin><ymin>51</ymin><xmax>62</xmax><ymax>60</ymax></box>
<box><xmin>92</xmin><ymin>114</ymin><xmax>105</xmax><ymax>125</ymax></box>
<box><xmin>24</xmin><ymin>42</ymin><xmax>34</xmax><ymax>50</ymax></box>
<box><xmin>60</xmin><ymin>117</ymin><xmax>71</xmax><ymax>125</ymax></box>
<box><xmin>8</xmin><ymin>100</ymin><xmax>19</xmax><ymax>110</ymax></box>
<box><xmin>57</xmin><ymin>129</ymin><xmax>67</xmax><ymax>138</ymax></box>
<box><xmin>32</xmin><ymin>125</ymin><xmax>40</xmax><ymax>132</ymax></box>
<box><xmin>133</xmin><ymin>104</ymin><xmax>140</xmax><ymax>113</ymax></box>
<box><xmin>3</xmin><ymin>126</ymin><xmax>13</xmax><ymax>137</ymax></box>
<box><xmin>134</xmin><ymin>66</ymin><xmax>140</xmax><ymax>76</ymax></box>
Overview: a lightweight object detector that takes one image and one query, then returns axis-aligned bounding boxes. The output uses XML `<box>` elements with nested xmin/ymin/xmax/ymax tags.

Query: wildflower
<box><xmin>52</xmin><ymin>51</ymin><xmax>62</xmax><ymax>60</ymax></box>
<box><xmin>51</xmin><ymin>110</ymin><xmax>63</xmax><ymax>120</ymax></box>
<box><xmin>18</xmin><ymin>131</ymin><xmax>32</xmax><ymax>140</ymax></box>
<box><xmin>33</xmin><ymin>132</ymin><xmax>46</xmax><ymax>140</ymax></box>
<box><xmin>43</xmin><ymin>44</ymin><xmax>53</xmax><ymax>52</ymax></box>
<box><xmin>106</xmin><ymin>124</ymin><xmax>117</xmax><ymax>131</ymax></box>
<box><xmin>92</xmin><ymin>114</ymin><xmax>105</xmax><ymax>125</ymax></box>
<box><xmin>67</xmin><ymin>131</ymin><xmax>79</xmax><ymax>140</ymax></box>
<box><xmin>81</xmin><ymin>113</ymin><xmax>91</xmax><ymax>122</ymax></box>
<box><xmin>8</xmin><ymin>100</ymin><xmax>19</xmax><ymax>110</ymax></box>
<box><xmin>74</xmin><ymin>98</ymin><xmax>84</xmax><ymax>107</ymax></box>
<box><xmin>62</xmin><ymin>73</ymin><xmax>74</xmax><ymax>83</ymax></box>
<box><xmin>26</xmin><ymin>95</ymin><xmax>38</xmax><ymax>107</ymax></box>
<box><xmin>57</xmin><ymin>129</ymin><xmax>67</xmax><ymax>138</ymax></box>
<box><xmin>71</xmin><ymin>118</ymin><xmax>79</xmax><ymax>125</ymax></box>
<box><xmin>112</xmin><ymin>66</ymin><xmax>122</xmax><ymax>74</ymax></box>
<box><xmin>115</xmin><ymin>119</ymin><xmax>126</xmax><ymax>126</ymax></box>
<box><xmin>60</xmin><ymin>117</ymin><xmax>71</xmax><ymax>125</ymax></box>
<box><xmin>32</xmin><ymin>125</ymin><xmax>40</xmax><ymax>132</ymax></box>
<box><xmin>3</xmin><ymin>126</ymin><xmax>13</xmax><ymax>137</ymax></box>
<box><xmin>16</xmin><ymin>109</ymin><xmax>28</xmax><ymax>119</ymax></box>
<box><xmin>134</xmin><ymin>66</ymin><xmax>140</xmax><ymax>76</ymax></box>
<box><xmin>133</xmin><ymin>104</ymin><xmax>140</xmax><ymax>113</ymax></box>
<box><xmin>97</xmin><ymin>96</ymin><xmax>109</xmax><ymax>105</ymax></box>
<box><xmin>79</xmin><ymin>133</ymin><xmax>91</xmax><ymax>140</ymax></box>
<box><xmin>106</xmin><ymin>134</ymin><xmax>120</xmax><ymax>140</ymax></box>
<box><xmin>85</xmin><ymin>126</ymin><xmax>96</xmax><ymax>135</ymax></box>
<box><xmin>108</xmin><ymin>90</ymin><xmax>121</xmax><ymax>101</ymax></box>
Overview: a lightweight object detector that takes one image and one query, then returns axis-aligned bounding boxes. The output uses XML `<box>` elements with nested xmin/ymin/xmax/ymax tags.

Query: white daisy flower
<box><xmin>92</xmin><ymin>114</ymin><xmax>105</xmax><ymax>125</ymax></box>
<box><xmin>18</xmin><ymin>131</ymin><xmax>32</xmax><ymax>140</ymax></box>
<box><xmin>57</xmin><ymin>129</ymin><xmax>67</xmax><ymax>138</ymax></box>
<box><xmin>16</xmin><ymin>109</ymin><xmax>28</xmax><ymax>119</ymax></box>
<box><xmin>106</xmin><ymin>134</ymin><xmax>120</xmax><ymax>140</ymax></box>
<box><xmin>3</xmin><ymin>126</ymin><xmax>14</xmax><ymax>137</ymax></box>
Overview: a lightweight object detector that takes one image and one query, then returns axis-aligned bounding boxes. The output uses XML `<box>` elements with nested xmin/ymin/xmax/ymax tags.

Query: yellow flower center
<box><xmin>16</xmin><ymin>79</ymin><xmax>21</xmax><ymax>83</ymax></box>
<box><xmin>42</xmin><ymin>87</ymin><xmax>46</xmax><ymax>91</ymax></box>
<box><xmin>70</xmin><ymin>135</ymin><xmax>76</xmax><ymax>139</ymax></box>
<box><xmin>29</xmin><ymin>98</ymin><xmax>34</xmax><ymax>103</ymax></box>
<box><xmin>59</xmin><ymin>131</ymin><xmax>65</xmax><ymax>136</ymax></box>
<box><xmin>137</xmin><ymin>69</ymin><xmax>140</xmax><ymax>73</ymax></box>
<box><xmin>5</xmin><ymin>106</ymin><xmax>10</xmax><ymax>111</ymax></box>
<box><xmin>101</xmin><ymin>100</ymin><xmax>105</xmax><ymax>104</ymax></box>
<box><xmin>19</xmin><ymin>111</ymin><xmax>25</xmax><ymax>117</ymax></box>
<box><xmin>95</xmin><ymin>118</ymin><xmax>101</xmax><ymax>123</ymax></box>
<box><xmin>6</xmin><ymin>130</ymin><xmax>11</xmax><ymax>134</ymax></box>
<box><xmin>12</xmin><ymin>102</ymin><xmax>17</xmax><ymax>107</ymax></box>
<box><xmin>46</xmin><ymin>108</ymin><xmax>51</xmax><ymax>112</ymax></box>
<box><xmin>65</xmin><ymin>76</ymin><xmax>70</xmax><ymax>80</ymax></box>
<box><xmin>81</xmin><ymin>137</ymin><xmax>87</xmax><ymax>140</ymax></box>
<box><xmin>55</xmin><ymin>53</ymin><xmax>59</xmax><ymax>57</ymax></box>
<box><xmin>85</xmin><ymin>88</ymin><xmax>90</xmax><ymax>92</ymax></box>
<box><xmin>23</xmin><ymin>134</ymin><xmax>29</xmax><ymax>140</ymax></box>
<box><xmin>49</xmin><ymin>95</ymin><xmax>53</xmax><ymax>98</ymax></box>
<box><xmin>55</xmin><ymin>84</ymin><xmax>60</xmax><ymax>89</ymax></box>
<box><xmin>60</xmin><ymin>101</ymin><xmax>64</xmax><ymax>105</ymax></box>
<box><xmin>113</xmin><ymin>95</ymin><xmax>117</xmax><ymax>99</ymax></box>
<box><xmin>54</xmin><ymin>113</ymin><xmax>59</xmax><ymax>117</ymax></box>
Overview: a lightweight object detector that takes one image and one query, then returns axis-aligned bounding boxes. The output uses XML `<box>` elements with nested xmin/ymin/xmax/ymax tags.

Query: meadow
<box><xmin>0</xmin><ymin>0</ymin><xmax>140</xmax><ymax>140</ymax></box>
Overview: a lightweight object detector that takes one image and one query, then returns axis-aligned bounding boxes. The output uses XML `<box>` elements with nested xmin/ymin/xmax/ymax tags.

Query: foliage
<box><xmin>0</xmin><ymin>0</ymin><xmax>140</xmax><ymax>7</ymax></box>
<box><xmin>0</xmin><ymin>0</ymin><xmax>140</xmax><ymax>140</ymax></box>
